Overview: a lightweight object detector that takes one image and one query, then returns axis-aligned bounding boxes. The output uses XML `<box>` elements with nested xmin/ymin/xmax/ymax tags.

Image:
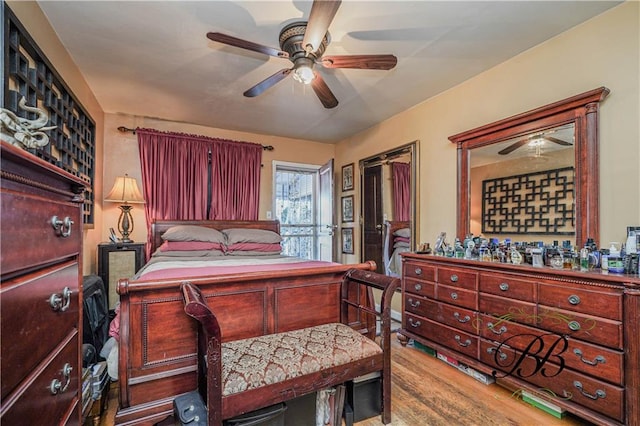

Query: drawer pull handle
<box><xmin>408</xmin><ymin>298</ymin><xmax>421</xmax><ymax>308</ymax></box>
<box><xmin>499</xmin><ymin>283</ymin><xmax>509</xmax><ymax>291</ymax></box>
<box><xmin>51</xmin><ymin>215</ymin><xmax>74</xmax><ymax>238</ymax></box>
<box><xmin>414</xmin><ymin>267</ymin><xmax>422</xmax><ymax>276</ymax></box>
<box><xmin>450</xmin><ymin>292</ymin><xmax>458</xmax><ymax>300</ymax></box>
<box><xmin>49</xmin><ymin>363</ymin><xmax>73</xmax><ymax>395</ymax></box>
<box><xmin>450</xmin><ymin>274</ymin><xmax>459</xmax><ymax>282</ymax></box>
<box><xmin>568</xmin><ymin>321</ymin><xmax>581</xmax><ymax>331</ymax></box>
<box><xmin>453</xmin><ymin>312</ymin><xmax>470</xmax><ymax>323</ymax></box>
<box><xmin>573</xmin><ymin>349</ymin><xmax>606</xmax><ymax>366</ymax></box>
<box><xmin>488</xmin><ymin>322</ymin><xmax>507</xmax><ymax>335</ymax></box>
<box><xmin>573</xmin><ymin>381</ymin><xmax>606</xmax><ymax>400</ymax></box>
<box><xmin>49</xmin><ymin>287</ymin><xmax>72</xmax><ymax>312</ymax></box>
<box><xmin>568</xmin><ymin>295</ymin><xmax>581</xmax><ymax>305</ymax></box>
<box><xmin>487</xmin><ymin>346</ymin><xmax>508</xmax><ymax>361</ymax></box>
<box><xmin>408</xmin><ymin>318</ymin><xmax>421</xmax><ymax>328</ymax></box>
<box><xmin>454</xmin><ymin>335</ymin><xmax>471</xmax><ymax>347</ymax></box>
<box><xmin>414</xmin><ymin>283</ymin><xmax>422</xmax><ymax>291</ymax></box>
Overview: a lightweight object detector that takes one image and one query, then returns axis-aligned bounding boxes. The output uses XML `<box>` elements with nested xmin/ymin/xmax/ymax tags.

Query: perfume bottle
<box><xmin>531</xmin><ymin>247</ymin><xmax>544</xmax><ymax>267</ymax></box>
<box><xmin>510</xmin><ymin>247</ymin><xmax>522</xmax><ymax>265</ymax></box>
<box><xmin>454</xmin><ymin>238</ymin><xmax>465</xmax><ymax>258</ymax></box>
<box><xmin>580</xmin><ymin>246</ymin><xmax>589</xmax><ymax>272</ymax></box>
<box><xmin>626</xmin><ymin>231</ymin><xmax>637</xmax><ymax>254</ymax></box>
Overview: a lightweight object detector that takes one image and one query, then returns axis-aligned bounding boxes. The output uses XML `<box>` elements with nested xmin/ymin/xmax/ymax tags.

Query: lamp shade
<box><xmin>105</xmin><ymin>174</ymin><xmax>145</xmax><ymax>204</ymax></box>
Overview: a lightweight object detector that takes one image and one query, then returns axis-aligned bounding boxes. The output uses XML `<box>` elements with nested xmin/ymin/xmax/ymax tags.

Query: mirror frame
<box><xmin>449</xmin><ymin>87</ymin><xmax>609</xmax><ymax>248</ymax></box>
<box><xmin>359</xmin><ymin>141</ymin><xmax>418</xmax><ymax>255</ymax></box>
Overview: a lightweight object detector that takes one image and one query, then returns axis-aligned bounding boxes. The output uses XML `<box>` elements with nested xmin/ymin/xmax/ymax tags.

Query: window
<box><xmin>274</xmin><ymin>161</ymin><xmax>334</xmax><ymax>261</ymax></box>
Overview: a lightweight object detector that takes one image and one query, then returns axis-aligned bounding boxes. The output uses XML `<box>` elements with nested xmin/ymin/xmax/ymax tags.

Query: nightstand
<box><xmin>98</xmin><ymin>242</ymin><xmax>145</xmax><ymax>310</ymax></box>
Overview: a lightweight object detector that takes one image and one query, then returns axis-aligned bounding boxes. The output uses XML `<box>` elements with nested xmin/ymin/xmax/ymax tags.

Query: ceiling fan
<box><xmin>497</xmin><ymin>135</ymin><xmax>573</xmax><ymax>156</ymax></box>
<box><xmin>206</xmin><ymin>0</ymin><xmax>397</xmax><ymax>109</ymax></box>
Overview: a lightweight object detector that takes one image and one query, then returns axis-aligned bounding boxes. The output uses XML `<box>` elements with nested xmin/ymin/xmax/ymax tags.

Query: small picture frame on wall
<box><xmin>342</xmin><ymin>227</ymin><xmax>354</xmax><ymax>254</ymax></box>
<box><xmin>341</xmin><ymin>195</ymin><xmax>354</xmax><ymax>223</ymax></box>
<box><xmin>342</xmin><ymin>163</ymin><xmax>354</xmax><ymax>192</ymax></box>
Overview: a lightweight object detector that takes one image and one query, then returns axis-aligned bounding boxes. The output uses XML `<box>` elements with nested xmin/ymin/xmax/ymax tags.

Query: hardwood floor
<box><xmin>98</xmin><ymin>335</ymin><xmax>593</xmax><ymax>426</ymax></box>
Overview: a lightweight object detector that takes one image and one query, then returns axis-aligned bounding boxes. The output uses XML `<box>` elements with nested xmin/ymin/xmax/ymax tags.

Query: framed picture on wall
<box><xmin>342</xmin><ymin>163</ymin><xmax>354</xmax><ymax>192</ymax></box>
<box><xmin>342</xmin><ymin>227</ymin><xmax>354</xmax><ymax>254</ymax></box>
<box><xmin>341</xmin><ymin>195</ymin><xmax>354</xmax><ymax>223</ymax></box>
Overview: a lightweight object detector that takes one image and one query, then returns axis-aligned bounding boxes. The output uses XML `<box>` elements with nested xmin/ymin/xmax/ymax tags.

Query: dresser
<box><xmin>399</xmin><ymin>253</ymin><xmax>640</xmax><ymax>426</ymax></box>
<box><xmin>1</xmin><ymin>141</ymin><xmax>87</xmax><ymax>425</ymax></box>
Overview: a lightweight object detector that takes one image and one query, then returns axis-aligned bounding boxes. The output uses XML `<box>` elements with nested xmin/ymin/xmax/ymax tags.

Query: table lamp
<box><xmin>105</xmin><ymin>174</ymin><xmax>145</xmax><ymax>243</ymax></box>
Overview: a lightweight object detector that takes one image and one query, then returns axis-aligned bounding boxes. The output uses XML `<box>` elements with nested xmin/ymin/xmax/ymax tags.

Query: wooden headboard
<box><xmin>150</xmin><ymin>220</ymin><xmax>281</xmax><ymax>253</ymax></box>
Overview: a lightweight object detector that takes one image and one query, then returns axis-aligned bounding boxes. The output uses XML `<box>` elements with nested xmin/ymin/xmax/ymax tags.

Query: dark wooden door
<box><xmin>362</xmin><ymin>165</ymin><xmax>384</xmax><ymax>274</ymax></box>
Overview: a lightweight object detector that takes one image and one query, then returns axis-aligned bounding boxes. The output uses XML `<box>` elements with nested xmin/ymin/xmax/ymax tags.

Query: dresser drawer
<box><xmin>478</xmin><ymin>314</ymin><xmax>623</xmax><ymax>385</ymax></box>
<box><xmin>480</xmin><ymin>340</ymin><xmax>624</xmax><ymax>422</ymax></box>
<box><xmin>404</xmin><ymin>293</ymin><xmax>437</xmax><ymax>319</ymax></box>
<box><xmin>404</xmin><ymin>277</ymin><xmax>435</xmax><ymax>298</ymax></box>
<box><xmin>1</xmin><ymin>332</ymin><xmax>80</xmax><ymax>425</ymax></box>
<box><xmin>436</xmin><ymin>283</ymin><xmax>477</xmax><ymax>310</ymax></box>
<box><xmin>537</xmin><ymin>306</ymin><xmax>622</xmax><ymax>349</ymax></box>
<box><xmin>403</xmin><ymin>261</ymin><xmax>435</xmax><ymax>281</ymax></box>
<box><xmin>479</xmin><ymin>293</ymin><xmax>537</xmax><ymax>327</ymax></box>
<box><xmin>1</xmin><ymin>262</ymin><xmax>79</xmax><ymax>399</ymax></box>
<box><xmin>538</xmin><ymin>284</ymin><xmax>622</xmax><ymax>321</ymax></box>
<box><xmin>1</xmin><ymin>191</ymin><xmax>81</xmax><ymax>276</ymax></box>
<box><xmin>436</xmin><ymin>301</ymin><xmax>479</xmax><ymax>335</ymax></box>
<box><xmin>479</xmin><ymin>273</ymin><xmax>535</xmax><ymax>302</ymax></box>
<box><xmin>436</xmin><ymin>267</ymin><xmax>477</xmax><ymax>290</ymax></box>
<box><xmin>425</xmin><ymin>317</ymin><xmax>478</xmax><ymax>358</ymax></box>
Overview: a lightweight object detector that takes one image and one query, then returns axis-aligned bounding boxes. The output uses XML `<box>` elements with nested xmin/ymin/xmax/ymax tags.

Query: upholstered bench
<box><xmin>179</xmin><ymin>268</ymin><xmax>399</xmax><ymax>425</ymax></box>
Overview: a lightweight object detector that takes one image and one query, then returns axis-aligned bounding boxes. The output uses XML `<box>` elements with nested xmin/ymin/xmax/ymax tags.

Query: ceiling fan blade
<box><xmin>545</xmin><ymin>136</ymin><xmax>573</xmax><ymax>146</ymax></box>
<box><xmin>311</xmin><ymin>72</ymin><xmax>338</xmax><ymax>109</ymax></box>
<box><xmin>498</xmin><ymin>138</ymin><xmax>529</xmax><ymax>155</ymax></box>
<box><xmin>207</xmin><ymin>32</ymin><xmax>289</xmax><ymax>58</ymax></box>
<box><xmin>302</xmin><ymin>0</ymin><xmax>342</xmax><ymax>54</ymax></box>
<box><xmin>320</xmin><ymin>54</ymin><xmax>398</xmax><ymax>70</ymax></box>
<box><xmin>243</xmin><ymin>69</ymin><xmax>292</xmax><ymax>97</ymax></box>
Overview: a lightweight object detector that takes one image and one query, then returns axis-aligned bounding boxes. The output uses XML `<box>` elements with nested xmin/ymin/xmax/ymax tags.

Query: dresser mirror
<box><xmin>360</xmin><ymin>141</ymin><xmax>417</xmax><ymax>275</ymax></box>
<box><xmin>449</xmin><ymin>87</ymin><xmax>609</xmax><ymax>248</ymax></box>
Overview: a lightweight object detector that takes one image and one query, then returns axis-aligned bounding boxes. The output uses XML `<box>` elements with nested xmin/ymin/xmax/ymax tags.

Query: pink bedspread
<box><xmin>136</xmin><ymin>257</ymin><xmax>337</xmax><ymax>281</ymax></box>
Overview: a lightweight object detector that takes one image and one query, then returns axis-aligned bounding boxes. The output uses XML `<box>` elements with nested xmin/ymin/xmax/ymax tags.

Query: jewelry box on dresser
<box><xmin>398</xmin><ymin>253</ymin><xmax>640</xmax><ymax>426</ymax></box>
<box><xmin>1</xmin><ymin>141</ymin><xmax>87</xmax><ymax>425</ymax></box>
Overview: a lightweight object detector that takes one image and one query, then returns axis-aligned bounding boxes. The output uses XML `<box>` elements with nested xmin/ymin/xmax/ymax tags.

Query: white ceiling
<box><xmin>37</xmin><ymin>1</ymin><xmax>620</xmax><ymax>143</ymax></box>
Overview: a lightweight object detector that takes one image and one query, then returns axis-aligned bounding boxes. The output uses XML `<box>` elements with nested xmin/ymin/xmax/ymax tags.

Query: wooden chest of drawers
<box><xmin>399</xmin><ymin>254</ymin><xmax>640</xmax><ymax>426</ymax></box>
<box><xmin>1</xmin><ymin>141</ymin><xmax>86</xmax><ymax>425</ymax></box>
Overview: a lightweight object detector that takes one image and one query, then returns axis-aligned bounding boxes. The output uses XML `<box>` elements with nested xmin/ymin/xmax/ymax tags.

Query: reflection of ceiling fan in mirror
<box><xmin>206</xmin><ymin>0</ymin><xmax>397</xmax><ymax>109</ymax></box>
<box><xmin>497</xmin><ymin>134</ymin><xmax>573</xmax><ymax>156</ymax></box>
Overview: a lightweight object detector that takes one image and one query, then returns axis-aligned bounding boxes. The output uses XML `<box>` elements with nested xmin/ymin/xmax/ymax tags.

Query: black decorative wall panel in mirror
<box><xmin>3</xmin><ymin>6</ymin><xmax>95</xmax><ymax>225</ymax></box>
<box><xmin>482</xmin><ymin>167</ymin><xmax>574</xmax><ymax>235</ymax></box>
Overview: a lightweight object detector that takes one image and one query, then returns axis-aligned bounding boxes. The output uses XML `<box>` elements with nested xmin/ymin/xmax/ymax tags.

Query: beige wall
<box><xmin>336</xmin><ymin>2</ymin><xmax>639</xmax><ymax>260</ymax></box>
<box><xmin>103</xmin><ymin>114</ymin><xmax>335</xmax><ymax>251</ymax></box>
<box><xmin>7</xmin><ymin>1</ymin><xmax>105</xmax><ymax>275</ymax></box>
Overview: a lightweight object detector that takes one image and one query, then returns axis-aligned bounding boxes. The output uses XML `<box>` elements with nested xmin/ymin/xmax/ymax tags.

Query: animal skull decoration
<box><xmin>0</xmin><ymin>97</ymin><xmax>56</xmax><ymax>149</ymax></box>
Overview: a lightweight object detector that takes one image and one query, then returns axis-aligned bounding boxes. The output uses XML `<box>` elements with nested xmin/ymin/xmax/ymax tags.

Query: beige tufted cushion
<box><xmin>221</xmin><ymin>323</ymin><xmax>381</xmax><ymax>397</ymax></box>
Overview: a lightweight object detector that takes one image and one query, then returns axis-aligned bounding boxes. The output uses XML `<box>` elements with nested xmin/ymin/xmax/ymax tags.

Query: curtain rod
<box><xmin>117</xmin><ymin>126</ymin><xmax>274</xmax><ymax>151</ymax></box>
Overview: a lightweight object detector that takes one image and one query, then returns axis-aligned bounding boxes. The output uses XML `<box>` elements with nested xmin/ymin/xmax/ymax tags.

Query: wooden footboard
<box><xmin>114</xmin><ymin>261</ymin><xmax>376</xmax><ymax>425</ymax></box>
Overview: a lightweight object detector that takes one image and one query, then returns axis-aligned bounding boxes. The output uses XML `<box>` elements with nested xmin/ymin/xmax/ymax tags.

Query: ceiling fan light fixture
<box><xmin>293</xmin><ymin>58</ymin><xmax>316</xmax><ymax>85</ymax></box>
<box><xmin>528</xmin><ymin>137</ymin><xmax>545</xmax><ymax>147</ymax></box>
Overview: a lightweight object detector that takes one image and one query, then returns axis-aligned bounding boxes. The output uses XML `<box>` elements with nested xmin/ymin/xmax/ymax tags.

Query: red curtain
<box><xmin>392</xmin><ymin>162</ymin><xmax>411</xmax><ymax>221</ymax></box>
<box><xmin>137</xmin><ymin>128</ymin><xmax>262</xmax><ymax>257</ymax></box>
<box><xmin>210</xmin><ymin>139</ymin><xmax>262</xmax><ymax>220</ymax></box>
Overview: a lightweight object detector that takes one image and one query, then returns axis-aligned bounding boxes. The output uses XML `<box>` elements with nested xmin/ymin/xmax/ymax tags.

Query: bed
<box><xmin>114</xmin><ymin>220</ymin><xmax>376</xmax><ymax>425</ymax></box>
<box><xmin>383</xmin><ymin>220</ymin><xmax>411</xmax><ymax>277</ymax></box>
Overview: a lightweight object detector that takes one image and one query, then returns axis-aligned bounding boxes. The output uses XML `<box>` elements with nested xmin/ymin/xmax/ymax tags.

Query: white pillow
<box><xmin>161</xmin><ymin>225</ymin><xmax>226</xmax><ymax>243</ymax></box>
<box><xmin>393</xmin><ymin>228</ymin><xmax>411</xmax><ymax>238</ymax></box>
<box><xmin>223</xmin><ymin>228</ymin><xmax>282</xmax><ymax>245</ymax></box>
